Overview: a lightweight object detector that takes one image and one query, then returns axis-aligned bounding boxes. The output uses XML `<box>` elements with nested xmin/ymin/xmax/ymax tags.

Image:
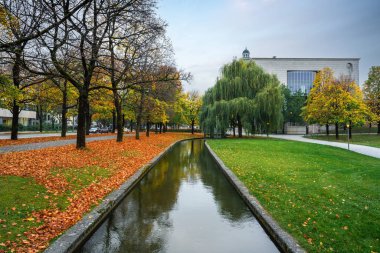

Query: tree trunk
<box><xmin>164</xmin><ymin>123</ymin><xmax>167</xmax><ymax>133</ymax></box>
<box><xmin>146</xmin><ymin>121</ymin><xmax>150</xmax><ymax>137</ymax></box>
<box><xmin>85</xmin><ymin>100</ymin><xmax>91</xmax><ymax>135</ymax></box>
<box><xmin>232</xmin><ymin>122</ymin><xmax>236</xmax><ymax>137</ymax></box>
<box><xmin>135</xmin><ymin>91</ymin><xmax>144</xmax><ymax>140</ymax></box>
<box><xmin>11</xmin><ymin>101</ymin><xmax>19</xmax><ymax>140</ymax></box>
<box><xmin>191</xmin><ymin>119</ymin><xmax>195</xmax><ymax>134</ymax></box>
<box><xmin>112</xmin><ymin>110</ymin><xmax>116</xmax><ymax>133</ymax></box>
<box><xmin>349</xmin><ymin>120</ymin><xmax>352</xmax><ymax>139</ymax></box>
<box><xmin>11</xmin><ymin>51</ymin><xmax>22</xmax><ymax>140</ymax></box>
<box><xmin>251</xmin><ymin>121</ymin><xmax>256</xmax><ymax>135</ymax></box>
<box><xmin>135</xmin><ymin>114</ymin><xmax>141</xmax><ymax>140</ymax></box>
<box><xmin>237</xmin><ymin>114</ymin><xmax>243</xmax><ymax>138</ymax></box>
<box><xmin>61</xmin><ymin>88</ymin><xmax>67</xmax><ymax>137</ymax></box>
<box><xmin>155</xmin><ymin>123</ymin><xmax>158</xmax><ymax>134</ymax></box>
<box><xmin>326</xmin><ymin>124</ymin><xmax>329</xmax><ymax>136</ymax></box>
<box><xmin>377</xmin><ymin>121</ymin><xmax>380</xmax><ymax>135</ymax></box>
<box><xmin>38</xmin><ymin>106</ymin><xmax>43</xmax><ymax>133</ymax></box>
<box><xmin>335</xmin><ymin>122</ymin><xmax>339</xmax><ymax>140</ymax></box>
<box><xmin>306</xmin><ymin>124</ymin><xmax>309</xmax><ymax>135</ymax></box>
<box><xmin>76</xmin><ymin>92</ymin><xmax>88</xmax><ymax>149</ymax></box>
<box><xmin>114</xmin><ymin>95</ymin><xmax>123</xmax><ymax>142</ymax></box>
<box><xmin>159</xmin><ymin>122</ymin><xmax>162</xmax><ymax>134</ymax></box>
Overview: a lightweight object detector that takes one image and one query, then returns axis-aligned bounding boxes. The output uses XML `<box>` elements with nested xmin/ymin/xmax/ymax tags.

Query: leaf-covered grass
<box><xmin>208</xmin><ymin>138</ymin><xmax>380</xmax><ymax>253</ymax></box>
<box><xmin>51</xmin><ymin>166</ymin><xmax>112</xmax><ymax>192</ymax></box>
<box><xmin>306</xmin><ymin>134</ymin><xmax>380</xmax><ymax>148</ymax></box>
<box><xmin>0</xmin><ymin>176</ymin><xmax>51</xmax><ymax>245</ymax></box>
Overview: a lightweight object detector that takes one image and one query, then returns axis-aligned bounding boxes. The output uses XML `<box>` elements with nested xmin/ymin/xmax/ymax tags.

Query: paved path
<box><xmin>0</xmin><ymin>135</ymin><xmax>122</xmax><ymax>153</ymax></box>
<box><xmin>0</xmin><ymin>132</ymin><xmax>76</xmax><ymax>140</ymax></box>
<box><xmin>267</xmin><ymin>134</ymin><xmax>380</xmax><ymax>159</ymax></box>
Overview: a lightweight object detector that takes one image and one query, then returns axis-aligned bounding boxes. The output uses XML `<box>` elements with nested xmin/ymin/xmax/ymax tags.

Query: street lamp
<box><xmin>346</xmin><ymin>123</ymin><xmax>350</xmax><ymax>150</ymax></box>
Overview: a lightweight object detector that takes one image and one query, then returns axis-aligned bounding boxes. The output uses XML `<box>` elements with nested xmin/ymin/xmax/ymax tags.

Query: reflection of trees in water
<box><xmin>78</xmin><ymin>140</ymin><xmax>252</xmax><ymax>253</ymax></box>
<box><xmin>198</xmin><ymin>142</ymin><xmax>252</xmax><ymax>224</ymax></box>
<box><xmin>78</xmin><ymin>140</ymin><xmax>199</xmax><ymax>252</ymax></box>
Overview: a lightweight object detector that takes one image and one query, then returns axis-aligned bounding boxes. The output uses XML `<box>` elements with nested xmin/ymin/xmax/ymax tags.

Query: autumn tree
<box><xmin>90</xmin><ymin>88</ymin><xmax>114</xmax><ymax>128</ymax></box>
<box><xmin>302</xmin><ymin>68</ymin><xmax>371</xmax><ymax>139</ymax></box>
<box><xmin>0</xmin><ymin>0</ymin><xmax>91</xmax><ymax>51</ymax></box>
<box><xmin>100</xmin><ymin>1</ymin><xmax>168</xmax><ymax>142</ymax></box>
<box><xmin>363</xmin><ymin>66</ymin><xmax>380</xmax><ymax>134</ymax></box>
<box><xmin>184</xmin><ymin>91</ymin><xmax>202</xmax><ymax>134</ymax></box>
<box><xmin>0</xmin><ymin>1</ymin><xmax>46</xmax><ymax>139</ymax></box>
<box><xmin>1</xmin><ymin>1</ymin><xmax>91</xmax><ymax>139</ymax></box>
<box><xmin>31</xmin><ymin>0</ymin><xmax>157</xmax><ymax>148</ymax></box>
<box><xmin>132</xmin><ymin>66</ymin><xmax>183</xmax><ymax>140</ymax></box>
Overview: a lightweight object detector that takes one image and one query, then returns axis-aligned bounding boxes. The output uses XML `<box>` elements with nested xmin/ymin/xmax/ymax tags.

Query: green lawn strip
<box><xmin>0</xmin><ymin>176</ymin><xmax>53</xmax><ymax>246</ymax></box>
<box><xmin>208</xmin><ymin>138</ymin><xmax>380</xmax><ymax>253</ymax></box>
<box><xmin>306</xmin><ymin>134</ymin><xmax>380</xmax><ymax>148</ymax></box>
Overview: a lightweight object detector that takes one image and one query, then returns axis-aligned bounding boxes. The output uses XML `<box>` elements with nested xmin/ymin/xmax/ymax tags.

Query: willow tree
<box><xmin>200</xmin><ymin>59</ymin><xmax>283</xmax><ymax>137</ymax></box>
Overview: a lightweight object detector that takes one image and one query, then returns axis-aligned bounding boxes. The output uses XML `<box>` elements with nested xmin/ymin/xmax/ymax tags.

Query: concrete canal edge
<box><xmin>44</xmin><ymin>138</ymin><xmax>193</xmax><ymax>253</ymax></box>
<box><xmin>205</xmin><ymin>142</ymin><xmax>305</xmax><ymax>253</ymax></box>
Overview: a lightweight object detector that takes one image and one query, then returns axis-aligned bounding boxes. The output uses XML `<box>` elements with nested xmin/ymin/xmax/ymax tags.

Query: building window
<box><xmin>287</xmin><ymin>70</ymin><xmax>317</xmax><ymax>94</ymax></box>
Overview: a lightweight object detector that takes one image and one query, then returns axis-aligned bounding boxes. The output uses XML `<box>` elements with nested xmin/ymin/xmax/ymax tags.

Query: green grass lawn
<box><xmin>208</xmin><ymin>138</ymin><xmax>380</xmax><ymax>253</ymax></box>
<box><xmin>306</xmin><ymin>134</ymin><xmax>380</xmax><ymax>148</ymax></box>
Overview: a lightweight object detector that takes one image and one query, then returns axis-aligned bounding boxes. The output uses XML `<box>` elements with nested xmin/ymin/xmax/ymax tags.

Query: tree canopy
<box><xmin>302</xmin><ymin>67</ymin><xmax>372</xmax><ymax>138</ymax></box>
<box><xmin>200</xmin><ymin>59</ymin><xmax>283</xmax><ymax>137</ymax></box>
<box><xmin>363</xmin><ymin>66</ymin><xmax>380</xmax><ymax>134</ymax></box>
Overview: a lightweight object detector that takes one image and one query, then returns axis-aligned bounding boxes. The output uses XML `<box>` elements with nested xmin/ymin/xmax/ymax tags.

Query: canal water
<box><xmin>76</xmin><ymin>140</ymin><xmax>279</xmax><ymax>253</ymax></box>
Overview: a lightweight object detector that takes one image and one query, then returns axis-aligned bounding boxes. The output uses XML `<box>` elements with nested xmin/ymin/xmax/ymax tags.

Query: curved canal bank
<box><xmin>46</xmin><ymin>139</ymin><xmax>282</xmax><ymax>252</ymax></box>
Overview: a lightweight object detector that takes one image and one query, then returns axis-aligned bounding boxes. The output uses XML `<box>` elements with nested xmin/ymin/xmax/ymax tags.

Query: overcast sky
<box><xmin>157</xmin><ymin>0</ymin><xmax>380</xmax><ymax>93</ymax></box>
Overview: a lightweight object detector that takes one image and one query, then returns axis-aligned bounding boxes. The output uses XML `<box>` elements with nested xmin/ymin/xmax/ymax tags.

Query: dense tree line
<box><xmin>0</xmin><ymin>0</ymin><xmax>190</xmax><ymax>148</ymax></box>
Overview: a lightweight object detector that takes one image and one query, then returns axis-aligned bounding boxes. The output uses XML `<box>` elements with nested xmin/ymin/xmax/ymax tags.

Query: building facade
<box><xmin>0</xmin><ymin>108</ymin><xmax>36</xmax><ymax>126</ymax></box>
<box><xmin>242</xmin><ymin>48</ymin><xmax>360</xmax><ymax>94</ymax></box>
<box><xmin>241</xmin><ymin>48</ymin><xmax>360</xmax><ymax>134</ymax></box>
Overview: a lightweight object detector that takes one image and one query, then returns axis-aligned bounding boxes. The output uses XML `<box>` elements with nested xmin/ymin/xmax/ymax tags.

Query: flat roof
<box><xmin>251</xmin><ymin>57</ymin><xmax>360</xmax><ymax>61</ymax></box>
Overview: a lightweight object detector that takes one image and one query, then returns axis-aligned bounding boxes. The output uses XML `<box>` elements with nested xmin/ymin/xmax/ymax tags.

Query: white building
<box><xmin>0</xmin><ymin>108</ymin><xmax>36</xmax><ymax>126</ymax></box>
<box><xmin>242</xmin><ymin>48</ymin><xmax>359</xmax><ymax>94</ymax></box>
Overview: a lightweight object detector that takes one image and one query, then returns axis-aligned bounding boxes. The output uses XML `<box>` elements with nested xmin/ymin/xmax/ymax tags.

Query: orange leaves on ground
<box><xmin>0</xmin><ymin>133</ymin><xmax>196</xmax><ymax>252</ymax></box>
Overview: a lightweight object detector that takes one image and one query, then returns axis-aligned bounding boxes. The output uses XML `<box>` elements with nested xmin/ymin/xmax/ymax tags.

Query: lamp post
<box><xmin>346</xmin><ymin>123</ymin><xmax>350</xmax><ymax>150</ymax></box>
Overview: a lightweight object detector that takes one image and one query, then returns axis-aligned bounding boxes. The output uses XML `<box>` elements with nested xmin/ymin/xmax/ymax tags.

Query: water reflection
<box><xmin>77</xmin><ymin>140</ymin><xmax>279</xmax><ymax>253</ymax></box>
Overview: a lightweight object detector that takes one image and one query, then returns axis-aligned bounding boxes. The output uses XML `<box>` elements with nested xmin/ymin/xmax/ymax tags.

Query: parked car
<box><xmin>89</xmin><ymin>127</ymin><xmax>99</xmax><ymax>133</ymax></box>
<box><xmin>99</xmin><ymin>128</ymin><xmax>109</xmax><ymax>133</ymax></box>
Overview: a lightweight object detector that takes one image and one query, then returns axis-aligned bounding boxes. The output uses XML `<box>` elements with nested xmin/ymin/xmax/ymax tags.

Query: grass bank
<box><xmin>208</xmin><ymin>138</ymin><xmax>380</xmax><ymax>252</ymax></box>
<box><xmin>306</xmin><ymin>134</ymin><xmax>380</xmax><ymax>148</ymax></box>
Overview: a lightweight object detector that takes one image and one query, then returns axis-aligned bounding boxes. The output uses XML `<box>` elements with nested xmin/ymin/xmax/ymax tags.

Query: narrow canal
<box><xmin>77</xmin><ymin>140</ymin><xmax>279</xmax><ymax>253</ymax></box>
